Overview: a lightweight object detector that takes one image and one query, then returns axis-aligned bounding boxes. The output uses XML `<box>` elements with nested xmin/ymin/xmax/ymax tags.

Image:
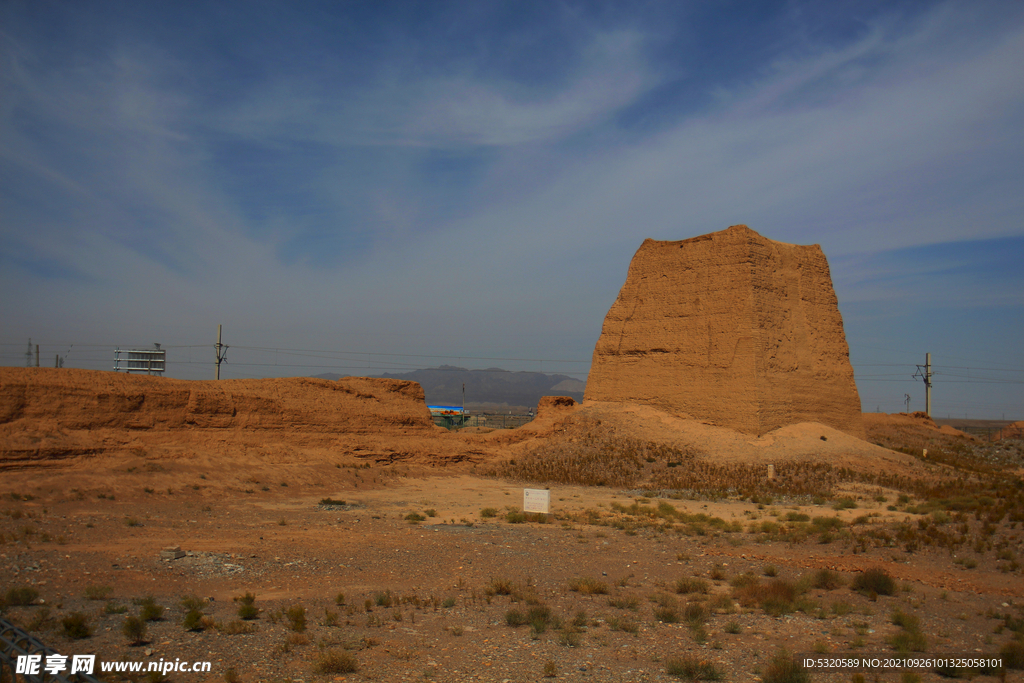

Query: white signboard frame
<box><xmin>523</xmin><ymin>488</ymin><xmax>550</xmax><ymax>514</ymax></box>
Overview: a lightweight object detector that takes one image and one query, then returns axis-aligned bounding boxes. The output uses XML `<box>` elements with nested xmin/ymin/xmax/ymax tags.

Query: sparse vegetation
<box><xmin>675</xmin><ymin>577</ymin><xmax>710</xmax><ymax>595</ymax></box>
<box><xmin>761</xmin><ymin>649</ymin><xmax>810</xmax><ymax>683</ymax></box>
<box><xmin>666</xmin><ymin>655</ymin><xmax>724</xmax><ymax>681</ymax></box>
<box><xmin>567</xmin><ymin>577</ymin><xmax>608</xmax><ymax>595</ymax></box>
<box><xmin>183</xmin><ymin>608</ymin><xmax>205</xmax><ymax>631</ymax></box>
<box><xmin>4</xmin><ymin>586</ymin><xmax>38</xmax><ymax>606</ymax></box>
<box><xmin>137</xmin><ymin>597</ymin><xmax>165</xmax><ymax>621</ymax></box>
<box><xmin>235</xmin><ymin>592</ymin><xmax>259</xmax><ymax>620</ymax></box>
<box><xmin>84</xmin><ymin>585</ymin><xmax>113</xmax><ymax>600</ymax></box>
<box><xmin>811</xmin><ymin>569</ymin><xmax>844</xmax><ymax>590</ymax></box>
<box><xmin>852</xmin><ymin>568</ymin><xmax>897</xmax><ymax>597</ymax></box>
<box><xmin>313</xmin><ymin>650</ymin><xmax>358</xmax><ymax>674</ymax></box>
<box><xmin>286</xmin><ymin>604</ymin><xmax>306</xmax><ymax>632</ymax></box>
<box><xmin>62</xmin><ymin>612</ymin><xmax>92</xmax><ymax>639</ymax></box>
<box><xmin>122</xmin><ymin>615</ymin><xmax>147</xmax><ymax>645</ymax></box>
<box><xmin>889</xmin><ymin>608</ymin><xmax>927</xmax><ymax>653</ymax></box>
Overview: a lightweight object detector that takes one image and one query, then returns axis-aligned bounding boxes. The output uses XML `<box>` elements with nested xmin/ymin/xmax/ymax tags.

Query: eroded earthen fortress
<box><xmin>585</xmin><ymin>225</ymin><xmax>864</xmax><ymax>437</ymax></box>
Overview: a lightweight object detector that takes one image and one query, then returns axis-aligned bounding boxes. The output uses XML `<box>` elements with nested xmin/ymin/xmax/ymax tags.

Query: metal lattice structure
<box><xmin>0</xmin><ymin>617</ymin><xmax>101</xmax><ymax>683</ymax></box>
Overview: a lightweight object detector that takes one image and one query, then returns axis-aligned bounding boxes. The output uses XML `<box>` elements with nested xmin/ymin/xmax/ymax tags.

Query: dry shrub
<box><xmin>761</xmin><ymin>649</ymin><xmax>810</xmax><ymax>683</ymax></box>
<box><xmin>567</xmin><ymin>577</ymin><xmax>608</xmax><ymax>595</ymax></box>
<box><xmin>675</xmin><ymin>577</ymin><xmax>709</xmax><ymax>595</ymax></box>
<box><xmin>313</xmin><ymin>650</ymin><xmax>358</xmax><ymax>674</ymax></box>
<box><xmin>219</xmin><ymin>620</ymin><xmax>258</xmax><ymax>635</ymax></box>
<box><xmin>666</xmin><ymin>655</ymin><xmax>724</xmax><ymax>681</ymax></box>
<box><xmin>733</xmin><ymin>578</ymin><xmax>798</xmax><ymax>617</ymax></box>
<box><xmin>488</xmin><ymin>577</ymin><xmax>515</xmax><ymax>595</ymax></box>
<box><xmin>811</xmin><ymin>569</ymin><xmax>844</xmax><ymax>590</ymax></box>
<box><xmin>505</xmin><ymin>609</ymin><xmax>527</xmax><ymax>627</ymax></box>
<box><xmin>852</xmin><ymin>568</ymin><xmax>896</xmax><ymax>596</ymax></box>
<box><xmin>487</xmin><ymin>422</ymin><xmax>650</xmax><ymax>487</ymax></box>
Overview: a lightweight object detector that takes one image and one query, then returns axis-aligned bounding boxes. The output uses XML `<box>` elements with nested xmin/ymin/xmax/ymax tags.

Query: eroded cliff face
<box><xmin>0</xmin><ymin>368</ymin><xmax>433</xmax><ymax>433</ymax></box>
<box><xmin>584</xmin><ymin>225</ymin><xmax>863</xmax><ymax>437</ymax></box>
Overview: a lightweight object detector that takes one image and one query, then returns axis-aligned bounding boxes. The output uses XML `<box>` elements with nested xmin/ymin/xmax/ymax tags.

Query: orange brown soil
<box><xmin>2</xmin><ymin>368</ymin><xmax>1024</xmax><ymax>682</ymax></box>
<box><xmin>863</xmin><ymin>412</ymin><xmax>974</xmax><ymax>452</ymax></box>
<box><xmin>585</xmin><ymin>225</ymin><xmax>863</xmax><ymax>438</ymax></box>
<box><xmin>997</xmin><ymin>421</ymin><xmax>1024</xmax><ymax>441</ymax></box>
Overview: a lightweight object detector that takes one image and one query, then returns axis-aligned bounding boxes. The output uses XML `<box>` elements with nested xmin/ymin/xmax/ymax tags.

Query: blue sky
<box><xmin>1</xmin><ymin>0</ymin><xmax>1022</xmax><ymax>419</ymax></box>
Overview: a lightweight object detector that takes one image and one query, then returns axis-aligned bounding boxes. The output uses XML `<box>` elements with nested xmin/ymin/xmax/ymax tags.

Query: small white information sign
<box><xmin>523</xmin><ymin>488</ymin><xmax>550</xmax><ymax>514</ymax></box>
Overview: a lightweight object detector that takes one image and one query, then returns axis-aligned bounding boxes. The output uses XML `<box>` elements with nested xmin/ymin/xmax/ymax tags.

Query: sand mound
<box><xmin>863</xmin><ymin>412</ymin><xmax>939</xmax><ymax>429</ymax></box>
<box><xmin>560</xmin><ymin>401</ymin><xmax>913</xmax><ymax>473</ymax></box>
<box><xmin>863</xmin><ymin>412</ymin><xmax>979</xmax><ymax>456</ymax></box>
<box><xmin>585</xmin><ymin>225</ymin><xmax>863</xmax><ymax>437</ymax></box>
<box><xmin>486</xmin><ymin>399</ymin><xmax>919</xmax><ymax>477</ymax></box>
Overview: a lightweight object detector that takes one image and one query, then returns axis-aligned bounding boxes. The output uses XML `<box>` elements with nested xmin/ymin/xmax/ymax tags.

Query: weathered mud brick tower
<box><xmin>585</xmin><ymin>225</ymin><xmax>864</xmax><ymax>437</ymax></box>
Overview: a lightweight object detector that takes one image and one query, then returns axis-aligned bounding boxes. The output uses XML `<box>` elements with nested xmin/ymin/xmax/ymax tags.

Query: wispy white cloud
<box><xmin>222</xmin><ymin>28</ymin><xmax>657</xmax><ymax>148</ymax></box>
<box><xmin>1</xmin><ymin>1</ymin><xmax>1022</xmax><ymax>416</ymax></box>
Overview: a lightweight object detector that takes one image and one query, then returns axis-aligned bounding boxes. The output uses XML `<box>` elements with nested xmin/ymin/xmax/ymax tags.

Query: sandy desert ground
<box><xmin>2</xmin><ymin>369</ymin><xmax>1024</xmax><ymax>683</ymax></box>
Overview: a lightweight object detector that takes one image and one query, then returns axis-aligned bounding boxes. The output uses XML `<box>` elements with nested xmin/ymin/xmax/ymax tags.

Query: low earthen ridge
<box><xmin>585</xmin><ymin>224</ymin><xmax>864</xmax><ymax>437</ymax></box>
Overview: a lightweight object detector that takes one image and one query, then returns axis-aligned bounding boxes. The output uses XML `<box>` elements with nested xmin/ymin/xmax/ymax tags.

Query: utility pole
<box><xmin>214</xmin><ymin>324</ymin><xmax>228</xmax><ymax>380</ymax></box>
<box><xmin>913</xmin><ymin>353</ymin><xmax>933</xmax><ymax>418</ymax></box>
<box><xmin>25</xmin><ymin>338</ymin><xmax>32</xmax><ymax>367</ymax></box>
<box><xmin>904</xmin><ymin>394</ymin><xmax>911</xmax><ymax>413</ymax></box>
<box><xmin>462</xmin><ymin>383</ymin><xmax>466</xmax><ymax>428</ymax></box>
<box><xmin>35</xmin><ymin>345</ymin><xmax>39</xmax><ymax>367</ymax></box>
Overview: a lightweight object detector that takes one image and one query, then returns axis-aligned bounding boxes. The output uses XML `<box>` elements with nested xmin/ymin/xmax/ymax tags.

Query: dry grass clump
<box><xmin>505</xmin><ymin>608</ymin><xmax>527</xmax><ymax>627</ymax></box>
<box><xmin>285</xmin><ymin>605</ymin><xmax>306</xmax><ymax>632</ymax></box>
<box><xmin>1000</xmin><ymin>639</ymin><xmax>1024</xmax><ymax>669</ymax></box>
<box><xmin>218</xmin><ymin>620</ymin><xmax>258</xmax><ymax>635</ymax></box>
<box><xmin>487</xmin><ymin>422</ymin><xmax>652</xmax><ymax>487</ymax></box>
<box><xmin>666</xmin><ymin>655</ymin><xmax>724</xmax><ymax>681</ymax></box>
<box><xmin>487</xmin><ymin>577</ymin><xmax>515</xmax><ymax>596</ymax></box>
<box><xmin>607</xmin><ymin>615</ymin><xmax>640</xmax><ymax>634</ymax></box>
<box><xmin>3</xmin><ymin>586</ymin><xmax>39</xmax><ymax>606</ymax></box>
<box><xmin>608</xmin><ymin>595</ymin><xmax>640</xmax><ymax>610</ymax></box>
<box><xmin>136</xmin><ymin>597</ymin><xmax>164</xmax><ymax>622</ymax></box>
<box><xmin>732</xmin><ymin>578</ymin><xmax>805</xmax><ymax>617</ymax></box>
<box><xmin>122</xmin><ymin>615</ymin><xmax>146</xmax><ymax>645</ymax></box>
<box><xmin>653</xmin><ymin>594</ymin><xmax>681</xmax><ymax>623</ymax></box>
<box><xmin>84</xmin><ymin>585</ymin><xmax>113</xmax><ymax>600</ymax></box>
<box><xmin>888</xmin><ymin>608</ymin><xmax>927</xmax><ymax>653</ymax></box>
<box><xmin>313</xmin><ymin>650</ymin><xmax>358</xmax><ymax>674</ymax></box>
<box><xmin>760</xmin><ymin>649</ymin><xmax>810</xmax><ymax>683</ymax></box>
<box><xmin>235</xmin><ymin>592</ymin><xmax>259</xmax><ymax>620</ymax></box>
<box><xmin>567</xmin><ymin>577</ymin><xmax>608</xmax><ymax>595</ymax></box>
<box><xmin>811</xmin><ymin>569</ymin><xmax>845</xmax><ymax>590</ymax></box>
<box><xmin>851</xmin><ymin>568</ymin><xmax>897</xmax><ymax>597</ymax></box>
<box><xmin>62</xmin><ymin>612</ymin><xmax>91</xmax><ymax>639</ymax></box>
<box><xmin>608</xmin><ymin>501</ymin><xmax>742</xmax><ymax>535</ymax></box>
<box><xmin>675</xmin><ymin>577</ymin><xmax>710</xmax><ymax>595</ymax></box>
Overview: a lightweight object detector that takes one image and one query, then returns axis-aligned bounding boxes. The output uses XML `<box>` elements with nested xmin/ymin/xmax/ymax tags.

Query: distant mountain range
<box><xmin>314</xmin><ymin>365</ymin><xmax>585</xmax><ymax>411</ymax></box>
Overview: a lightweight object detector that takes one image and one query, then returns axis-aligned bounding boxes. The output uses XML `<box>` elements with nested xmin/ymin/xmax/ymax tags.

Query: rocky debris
<box><xmin>586</xmin><ymin>225</ymin><xmax>863</xmax><ymax>437</ymax></box>
<box><xmin>170</xmin><ymin>551</ymin><xmax>246</xmax><ymax>576</ymax></box>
